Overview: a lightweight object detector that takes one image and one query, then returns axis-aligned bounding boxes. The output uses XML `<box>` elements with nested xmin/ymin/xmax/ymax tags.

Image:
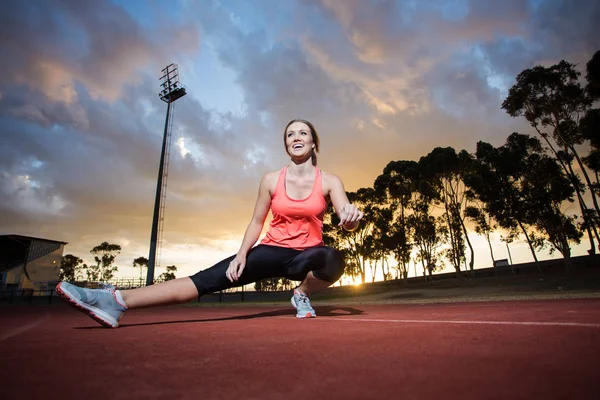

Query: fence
<box><xmin>0</xmin><ymin>288</ymin><xmax>58</xmax><ymax>305</ymax></box>
<box><xmin>2</xmin><ymin>255</ymin><xmax>598</xmax><ymax>306</ymax></box>
<box><xmin>0</xmin><ymin>279</ymin><xmax>251</xmax><ymax>305</ymax></box>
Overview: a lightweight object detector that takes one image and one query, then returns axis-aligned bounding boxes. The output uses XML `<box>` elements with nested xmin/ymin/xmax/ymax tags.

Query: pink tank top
<box><xmin>261</xmin><ymin>166</ymin><xmax>327</xmax><ymax>249</ymax></box>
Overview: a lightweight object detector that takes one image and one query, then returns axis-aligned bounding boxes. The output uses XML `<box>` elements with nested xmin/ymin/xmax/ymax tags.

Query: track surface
<box><xmin>1</xmin><ymin>298</ymin><xmax>599</xmax><ymax>399</ymax></box>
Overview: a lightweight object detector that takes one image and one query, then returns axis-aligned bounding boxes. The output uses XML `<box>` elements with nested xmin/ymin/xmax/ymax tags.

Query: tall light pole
<box><xmin>146</xmin><ymin>63</ymin><xmax>187</xmax><ymax>286</ymax></box>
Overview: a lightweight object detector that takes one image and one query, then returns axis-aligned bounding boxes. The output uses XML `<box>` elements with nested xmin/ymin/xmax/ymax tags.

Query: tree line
<box><xmin>58</xmin><ymin>242</ymin><xmax>177</xmax><ymax>283</ymax></box>
<box><xmin>318</xmin><ymin>51</ymin><xmax>600</xmax><ymax>285</ymax></box>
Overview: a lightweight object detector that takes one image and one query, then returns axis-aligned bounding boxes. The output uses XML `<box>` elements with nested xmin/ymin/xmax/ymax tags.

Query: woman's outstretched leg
<box><xmin>120</xmin><ymin>277</ymin><xmax>198</xmax><ymax>308</ymax></box>
<box><xmin>56</xmin><ymin>277</ymin><xmax>198</xmax><ymax>328</ymax></box>
<box><xmin>57</xmin><ymin>245</ymin><xmax>295</xmax><ymax>328</ymax></box>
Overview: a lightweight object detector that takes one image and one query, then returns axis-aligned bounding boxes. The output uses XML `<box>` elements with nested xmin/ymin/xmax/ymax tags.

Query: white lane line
<box><xmin>320</xmin><ymin>318</ymin><xmax>600</xmax><ymax>328</ymax></box>
<box><xmin>0</xmin><ymin>314</ymin><xmax>50</xmax><ymax>342</ymax></box>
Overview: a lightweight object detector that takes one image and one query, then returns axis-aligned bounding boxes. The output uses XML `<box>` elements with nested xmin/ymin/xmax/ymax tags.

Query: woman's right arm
<box><xmin>226</xmin><ymin>172</ymin><xmax>274</xmax><ymax>282</ymax></box>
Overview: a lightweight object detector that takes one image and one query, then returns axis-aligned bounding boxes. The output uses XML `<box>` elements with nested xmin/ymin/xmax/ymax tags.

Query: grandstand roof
<box><xmin>0</xmin><ymin>234</ymin><xmax>68</xmax><ymax>274</ymax></box>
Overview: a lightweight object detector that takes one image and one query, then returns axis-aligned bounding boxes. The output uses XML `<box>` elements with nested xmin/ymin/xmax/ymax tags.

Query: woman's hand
<box><xmin>338</xmin><ymin>203</ymin><xmax>363</xmax><ymax>231</ymax></box>
<box><xmin>226</xmin><ymin>253</ymin><xmax>247</xmax><ymax>282</ymax></box>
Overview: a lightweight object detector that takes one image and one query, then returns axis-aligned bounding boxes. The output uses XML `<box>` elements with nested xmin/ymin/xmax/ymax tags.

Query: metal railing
<box><xmin>0</xmin><ymin>288</ymin><xmax>58</xmax><ymax>304</ymax></box>
<box><xmin>0</xmin><ymin>278</ymin><xmax>251</xmax><ymax>305</ymax></box>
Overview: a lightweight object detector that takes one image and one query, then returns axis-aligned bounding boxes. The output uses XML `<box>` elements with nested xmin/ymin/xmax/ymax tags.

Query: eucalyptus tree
<box><xmin>322</xmin><ymin>209</ymin><xmax>362</xmax><ymax>284</ymax></box>
<box><xmin>419</xmin><ymin>147</ymin><xmax>475</xmax><ymax>276</ymax></box>
<box><xmin>59</xmin><ymin>254</ymin><xmax>85</xmax><ymax>282</ymax></box>
<box><xmin>586</xmin><ymin>50</ymin><xmax>600</xmax><ymax>100</ymax></box>
<box><xmin>133</xmin><ymin>256</ymin><xmax>148</xmax><ymax>282</ymax></box>
<box><xmin>389</xmin><ymin>214</ymin><xmax>413</xmax><ymax>281</ymax></box>
<box><xmin>374</xmin><ymin>160</ymin><xmax>420</xmax><ymax>282</ymax></box>
<box><xmin>338</xmin><ymin>248</ymin><xmax>362</xmax><ymax>284</ymax></box>
<box><xmin>407</xmin><ymin>175</ymin><xmax>444</xmax><ymax>278</ymax></box>
<box><xmin>580</xmin><ymin>51</ymin><xmax>600</xmax><ymax>233</ymax></box>
<box><xmin>581</xmin><ymin>109</ymin><xmax>600</xmax><ymax>205</ymax></box>
<box><xmin>90</xmin><ymin>242</ymin><xmax>121</xmax><ymax>282</ymax></box>
<box><xmin>466</xmin><ymin>133</ymin><xmax>581</xmax><ymax>271</ymax></box>
<box><xmin>521</xmin><ymin>155</ymin><xmax>582</xmax><ymax>270</ymax></box>
<box><xmin>582</xmin><ymin>48</ymin><xmax>600</xmax><ymax>198</ymax></box>
<box><xmin>465</xmin><ymin>134</ymin><xmax>543</xmax><ymax>270</ymax></box>
<box><xmin>83</xmin><ymin>263</ymin><xmax>100</xmax><ymax>282</ymax></box>
<box><xmin>502</xmin><ymin>59</ymin><xmax>599</xmax><ymax>253</ymax></box>
<box><xmin>580</xmin><ymin>51</ymin><xmax>600</xmax><ymax>186</ymax></box>
<box><xmin>377</xmin><ymin>206</ymin><xmax>398</xmax><ymax>280</ymax></box>
<box><xmin>363</xmin><ymin>235</ymin><xmax>379</xmax><ymax>282</ymax></box>
<box><xmin>158</xmin><ymin>265</ymin><xmax>178</xmax><ymax>281</ymax></box>
<box><xmin>464</xmin><ymin>203</ymin><xmax>498</xmax><ymax>267</ymax></box>
<box><xmin>323</xmin><ymin>188</ymin><xmax>377</xmax><ymax>283</ymax></box>
<box><xmin>365</xmin><ymin>205</ymin><xmax>395</xmax><ymax>281</ymax></box>
<box><xmin>408</xmin><ymin>205</ymin><xmax>445</xmax><ymax>278</ymax></box>
<box><xmin>581</xmin><ymin>109</ymin><xmax>600</xmax><ymax>178</ymax></box>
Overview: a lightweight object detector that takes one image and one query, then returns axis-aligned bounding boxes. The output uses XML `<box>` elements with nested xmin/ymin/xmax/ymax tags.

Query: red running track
<box><xmin>1</xmin><ymin>298</ymin><xmax>599</xmax><ymax>399</ymax></box>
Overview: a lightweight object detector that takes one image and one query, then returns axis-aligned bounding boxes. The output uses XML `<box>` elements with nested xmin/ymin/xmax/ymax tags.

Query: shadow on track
<box><xmin>75</xmin><ymin>305</ymin><xmax>365</xmax><ymax>329</ymax></box>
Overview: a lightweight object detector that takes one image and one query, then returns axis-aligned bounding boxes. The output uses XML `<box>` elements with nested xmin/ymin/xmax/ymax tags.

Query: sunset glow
<box><xmin>1</xmin><ymin>0</ymin><xmax>598</xmax><ymax>280</ymax></box>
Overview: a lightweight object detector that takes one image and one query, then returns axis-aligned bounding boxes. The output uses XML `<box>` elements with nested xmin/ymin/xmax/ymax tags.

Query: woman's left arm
<box><xmin>325</xmin><ymin>173</ymin><xmax>364</xmax><ymax>231</ymax></box>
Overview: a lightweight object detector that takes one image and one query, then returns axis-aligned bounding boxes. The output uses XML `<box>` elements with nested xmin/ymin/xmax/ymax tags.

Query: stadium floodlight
<box><xmin>146</xmin><ymin>64</ymin><xmax>187</xmax><ymax>286</ymax></box>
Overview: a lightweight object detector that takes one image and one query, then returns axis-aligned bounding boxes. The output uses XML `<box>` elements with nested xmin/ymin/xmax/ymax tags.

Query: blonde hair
<box><xmin>283</xmin><ymin>119</ymin><xmax>320</xmax><ymax>166</ymax></box>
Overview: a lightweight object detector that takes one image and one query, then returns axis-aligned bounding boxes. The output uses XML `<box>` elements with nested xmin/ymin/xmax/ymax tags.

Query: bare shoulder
<box><xmin>322</xmin><ymin>170</ymin><xmax>342</xmax><ymax>184</ymax></box>
<box><xmin>261</xmin><ymin>170</ymin><xmax>280</xmax><ymax>195</ymax></box>
<box><xmin>262</xmin><ymin>170</ymin><xmax>279</xmax><ymax>182</ymax></box>
<box><xmin>321</xmin><ymin>171</ymin><xmax>344</xmax><ymax>194</ymax></box>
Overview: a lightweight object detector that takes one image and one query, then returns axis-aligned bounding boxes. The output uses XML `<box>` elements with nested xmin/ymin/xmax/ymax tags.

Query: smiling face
<box><xmin>286</xmin><ymin>121</ymin><xmax>313</xmax><ymax>157</ymax></box>
<box><xmin>283</xmin><ymin>119</ymin><xmax>320</xmax><ymax>165</ymax></box>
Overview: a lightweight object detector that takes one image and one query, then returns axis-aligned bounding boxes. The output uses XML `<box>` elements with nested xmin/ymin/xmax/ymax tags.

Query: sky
<box><xmin>1</xmin><ymin>0</ymin><xmax>599</xmax><ymax>281</ymax></box>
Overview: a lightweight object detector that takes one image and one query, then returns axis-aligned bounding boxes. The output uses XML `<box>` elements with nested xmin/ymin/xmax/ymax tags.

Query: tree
<box><xmin>419</xmin><ymin>147</ymin><xmax>475</xmax><ymax>277</ymax></box>
<box><xmin>409</xmin><ymin>211</ymin><xmax>444</xmax><ymax>278</ymax></box>
<box><xmin>586</xmin><ymin>50</ymin><xmax>600</xmax><ymax>100</ymax></box>
<box><xmin>522</xmin><ymin>155</ymin><xmax>582</xmax><ymax>270</ymax></box>
<box><xmin>133</xmin><ymin>256</ymin><xmax>148</xmax><ymax>282</ymax></box>
<box><xmin>90</xmin><ymin>242</ymin><xmax>121</xmax><ymax>282</ymax></box>
<box><xmin>465</xmin><ymin>133</ymin><xmax>580</xmax><ymax>271</ymax></box>
<box><xmin>465</xmin><ymin>204</ymin><xmax>498</xmax><ymax>267</ymax></box>
<box><xmin>59</xmin><ymin>254</ymin><xmax>85</xmax><ymax>282</ymax></box>
<box><xmin>408</xmin><ymin>186</ymin><xmax>445</xmax><ymax>279</ymax></box>
<box><xmin>374</xmin><ymin>160</ymin><xmax>420</xmax><ymax>282</ymax></box>
<box><xmin>502</xmin><ymin>59</ymin><xmax>599</xmax><ymax>253</ymax></box>
<box><xmin>465</xmin><ymin>135</ymin><xmax>542</xmax><ymax>270</ymax></box>
<box><xmin>389</xmin><ymin>217</ymin><xmax>412</xmax><ymax>281</ymax></box>
<box><xmin>337</xmin><ymin>248</ymin><xmax>363</xmax><ymax>284</ymax></box>
<box><xmin>580</xmin><ymin>110</ymin><xmax>600</xmax><ymax>233</ymax></box>
<box><xmin>158</xmin><ymin>265</ymin><xmax>177</xmax><ymax>281</ymax></box>
<box><xmin>580</xmin><ymin>51</ymin><xmax>600</xmax><ymax>237</ymax></box>
<box><xmin>83</xmin><ymin>263</ymin><xmax>100</xmax><ymax>282</ymax></box>
<box><xmin>373</xmin><ymin>206</ymin><xmax>396</xmax><ymax>281</ymax></box>
<box><xmin>323</xmin><ymin>189</ymin><xmax>376</xmax><ymax>283</ymax></box>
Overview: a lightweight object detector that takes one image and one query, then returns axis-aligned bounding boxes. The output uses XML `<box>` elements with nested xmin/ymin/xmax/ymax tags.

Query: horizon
<box><xmin>1</xmin><ymin>0</ymin><xmax>599</xmax><ymax>282</ymax></box>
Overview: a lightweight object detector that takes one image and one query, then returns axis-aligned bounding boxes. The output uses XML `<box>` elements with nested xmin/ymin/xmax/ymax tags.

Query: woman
<box><xmin>57</xmin><ymin>119</ymin><xmax>364</xmax><ymax>328</ymax></box>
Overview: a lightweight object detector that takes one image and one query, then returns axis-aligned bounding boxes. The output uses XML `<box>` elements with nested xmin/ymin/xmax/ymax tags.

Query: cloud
<box><xmin>533</xmin><ymin>0</ymin><xmax>600</xmax><ymax>60</ymax></box>
<box><xmin>1</xmin><ymin>0</ymin><xmax>598</xmax><ymax>276</ymax></box>
<box><xmin>0</xmin><ymin>0</ymin><xmax>200</xmax><ymax>103</ymax></box>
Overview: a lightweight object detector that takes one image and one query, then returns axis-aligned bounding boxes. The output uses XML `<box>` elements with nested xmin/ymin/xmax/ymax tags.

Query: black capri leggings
<box><xmin>189</xmin><ymin>244</ymin><xmax>345</xmax><ymax>296</ymax></box>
